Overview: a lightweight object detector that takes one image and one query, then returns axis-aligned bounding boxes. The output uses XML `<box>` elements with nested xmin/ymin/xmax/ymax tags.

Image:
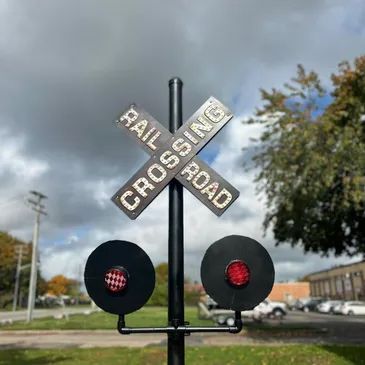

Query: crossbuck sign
<box><xmin>112</xmin><ymin>97</ymin><xmax>239</xmax><ymax>219</ymax></box>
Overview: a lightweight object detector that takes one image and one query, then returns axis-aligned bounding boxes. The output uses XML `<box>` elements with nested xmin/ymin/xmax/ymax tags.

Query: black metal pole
<box><xmin>168</xmin><ymin>77</ymin><xmax>184</xmax><ymax>365</ymax></box>
<box><xmin>118</xmin><ymin>311</ymin><xmax>242</xmax><ymax>335</ymax></box>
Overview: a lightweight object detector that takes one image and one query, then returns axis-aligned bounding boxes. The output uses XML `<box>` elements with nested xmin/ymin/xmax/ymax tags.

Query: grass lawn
<box><xmin>1</xmin><ymin>345</ymin><xmax>364</xmax><ymax>365</ymax></box>
<box><xmin>0</xmin><ymin>307</ymin><xmax>318</xmax><ymax>335</ymax></box>
<box><xmin>0</xmin><ymin>306</ymin><xmax>211</xmax><ymax>330</ymax></box>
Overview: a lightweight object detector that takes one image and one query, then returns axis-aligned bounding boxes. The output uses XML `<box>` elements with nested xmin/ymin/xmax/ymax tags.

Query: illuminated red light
<box><xmin>104</xmin><ymin>267</ymin><xmax>128</xmax><ymax>293</ymax></box>
<box><xmin>225</xmin><ymin>260</ymin><xmax>250</xmax><ymax>287</ymax></box>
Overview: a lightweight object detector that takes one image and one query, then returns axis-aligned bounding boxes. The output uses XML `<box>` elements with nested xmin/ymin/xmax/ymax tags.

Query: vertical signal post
<box><xmin>168</xmin><ymin>78</ymin><xmax>185</xmax><ymax>365</ymax></box>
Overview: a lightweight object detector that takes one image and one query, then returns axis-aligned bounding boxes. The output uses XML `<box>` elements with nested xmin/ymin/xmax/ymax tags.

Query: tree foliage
<box><xmin>0</xmin><ymin>231</ymin><xmax>46</xmax><ymax>308</ymax></box>
<box><xmin>247</xmin><ymin>56</ymin><xmax>365</xmax><ymax>256</ymax></box>
<box><xmin>147</xmin><ymin>263</ymin><xmax>200</xmax><ymax>306</ymax></box>
<box><xmin>147</xmin><ymin>263</ymin><xmax>168</xmax><ymax>306</ymax></box>
<box><xmin>46</xmin><ymin>275</ymin><xmax>78</xmax><ymax>296</ymax></box>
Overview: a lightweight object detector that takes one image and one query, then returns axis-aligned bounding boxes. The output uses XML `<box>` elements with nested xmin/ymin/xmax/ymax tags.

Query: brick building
<box><xmin>306</xmin><ymin>260</ymin><xmax>365</xmax><ymax>300</ymax></box>
<box><xmin>268</xmin><ymin>282</ymin><xmax>310</xmax><ymax>303</ymax></box>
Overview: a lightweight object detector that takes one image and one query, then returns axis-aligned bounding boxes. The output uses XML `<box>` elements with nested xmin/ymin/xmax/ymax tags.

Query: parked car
<box><xmin>210</xmin><ymin>299</ymin><xmax>287</xmax><ymax>326</ymax></box>
<box><xmin>214</xmin><ymin>307</ymin><xmax>263</xmax><ymax>326</ymax></box>
<box><xmin>296</xmin><ymin>297</ymin><xmax>325</xmax><ymax>312</ymax></box>
<box><xmin>206</xmin><ymin>295</ymin><xmax>219</xmax><ymax>310</ymax></box>
<box><xmin>340</xmin><ymin>301</ymin><xmax>365</xmax><ymax>315</ymax></box>
<box><xmin>35</xmin><ymin>294</ymin><xmax>63</xmax><ymax>308</ymax></box>
<box><xmin>198</xmin><ymin>296</ymin><xmax>262</xmax><ymax>324</ymax></box>
<box><xmin>255</xmin><ymin>299</ymin><xmax>287</xmax><ymax>318</ymax></box>
<box><xmin>317</xmin><ymin>300</ymin><xmax>344</xmax><ymax>314</ymax></box>
<box><xmin>333</xmin><ymin>302</ymin><xmax>345</xmax><ymax>314</ymax></box>
<box><xmin>292</xmin><ymin>299</ymin><xmax>304</xmax><ymax>311</ymax></box>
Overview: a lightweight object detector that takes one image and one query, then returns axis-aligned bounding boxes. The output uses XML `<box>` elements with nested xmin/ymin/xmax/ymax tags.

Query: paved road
<box><xmin>0</xmin><ymin>307</ymin><xmax>95</xmax><ymax>323</ymax></box>
<box><xmin>286</xmin><ymin>310</ymin><xmax>365</xmax><ymax>324</ymax></box>
<box><xmin>281</xmin><ymin>311</ymin><xmax>365</xmax><ymax>345</ymax></box>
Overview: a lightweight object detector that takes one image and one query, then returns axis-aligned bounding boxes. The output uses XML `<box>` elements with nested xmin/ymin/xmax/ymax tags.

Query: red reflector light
<box><xmin>104</xmin><ymin>267</ymin><xmax>128</xmax><ymax>293</ymax></box>
<box><xmin>225</xmin><ymin>260</ymin><xmax>250</xmax><ymax>287</ymax></box>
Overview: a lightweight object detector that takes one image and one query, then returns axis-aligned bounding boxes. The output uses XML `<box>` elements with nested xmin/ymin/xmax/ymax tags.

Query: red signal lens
<box><xmin>104</xmin><ymin>267</ymin><xmax>128</xmax><ymax>293</ymax></box>
<box><xmin>225</xmin><ymin>260</ymin><xmax>250</xmax><ymax>287</ymax></box>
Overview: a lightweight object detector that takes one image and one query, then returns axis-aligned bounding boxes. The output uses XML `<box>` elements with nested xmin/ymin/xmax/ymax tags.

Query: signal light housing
<box><xmin>200</xmin><ymin>235</ymin><xmax>275</xmax><ymax>311</ymax></box>
<box><xmin>225</xmin><ymin>260</ymin><xmax>250</xmax><ymax>287</ymax></box>
<box><xmin>84</xmin><ymin>240</ymin><xmax>155</xmax><ymax>315</ymax></box>
<box><xmin>104</xmin><ymin>267</ymin><xmax>129</xmax><ymax>293</ymax></box>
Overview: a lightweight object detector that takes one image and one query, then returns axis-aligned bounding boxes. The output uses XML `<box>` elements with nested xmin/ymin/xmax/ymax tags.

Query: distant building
<box><xmin>305</xmin><ymin>260</ymin><xmax>365</xmax><ymax>300</ymax></box>
<box><xmin>268</xmin><ymin>282</ymin><xmax>310</xmax><ymax>303</ymax></box>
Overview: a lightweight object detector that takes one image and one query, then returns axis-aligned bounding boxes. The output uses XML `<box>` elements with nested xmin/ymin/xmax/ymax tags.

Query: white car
<box><xmin>212</xmin><ymin>299</ymin><xmax>287</xmax><ymax>326</ymax></box>
<box><xmin>333</xmin><ymin>302</ymin><xmax>344</xmax><ymax>314</ymax></box>
<box><xmin>317</xmin><ymin>300</ymin><xmax>343</xmax><ymax>314</ymax></box>
<box><xmin>254</xmin><ymin>299</ymin><xmax>287</xmax><ymax>318</ymax></box>
<box><xmin>340</xmin><ymin>301</ymin><xmax>365</xmax><ymax>315</ymax></box>
<box><xmin>211</xmin><ymin>307</ymin><xmax>263</xmax><ymax>325</ymax></box>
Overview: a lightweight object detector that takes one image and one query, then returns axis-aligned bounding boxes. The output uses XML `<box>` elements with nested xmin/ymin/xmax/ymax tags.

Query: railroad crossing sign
<box><xmin>84</xmin><ymin>79</ymin><xmax>275</xmax><ymax>365</ymax></box>
<box><xmin>112</xmin><ymin>97</ymin><xmax>240</xmax><ymax>219</ymax></box>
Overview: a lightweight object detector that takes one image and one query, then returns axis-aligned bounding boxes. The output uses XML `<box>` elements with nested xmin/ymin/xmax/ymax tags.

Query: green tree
<box><xmin>147</xmin><ymin>263</ymin><xmax>168</xmax><ymax>306</ymax></box>
<box><xmin>147</xmin><ymin>263</ymin><xmax>198</xmax><ymax>306</ymax></box>
<box><xmin>0</xmin><ymin>232</ymin><xmax>46</xmax><ymax>308</ymax></box>
<box><xmin>155</xmin><ymin>262</ymin><xmax>168</xmax><ymax>283</ymax></box>
<box><xmin>247</xmin><ymin>56</ymin><xmax>365</xmax><ymax>256</ymax></box>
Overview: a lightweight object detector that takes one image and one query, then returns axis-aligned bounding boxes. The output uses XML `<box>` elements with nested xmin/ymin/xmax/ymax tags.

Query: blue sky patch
<box><xmin>198</xmin><ymin>144</ymin><xmax>220</xmax><ymax>165</ymax></box>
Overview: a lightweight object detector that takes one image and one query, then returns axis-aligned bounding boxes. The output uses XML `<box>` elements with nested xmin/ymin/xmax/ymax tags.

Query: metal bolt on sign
<box><xmin>84</xmin><ymin>78</ymin><xmax>275</xmax><ymax>365</ymax></box>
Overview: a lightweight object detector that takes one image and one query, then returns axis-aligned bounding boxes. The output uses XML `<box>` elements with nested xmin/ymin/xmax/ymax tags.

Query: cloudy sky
<box><xmin>1</xmin><ymin>0</ymin><xmax>365</xmax><ymax>284</ymax></box>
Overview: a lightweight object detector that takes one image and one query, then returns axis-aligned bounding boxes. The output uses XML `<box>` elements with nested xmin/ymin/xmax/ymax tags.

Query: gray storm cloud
<box><xmin>0</xmin><ymin>0</ymin><xmax>364</xmax><ymax>281</ymax></box>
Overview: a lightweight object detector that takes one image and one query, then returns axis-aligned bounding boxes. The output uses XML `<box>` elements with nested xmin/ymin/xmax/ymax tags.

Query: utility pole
<box><xmin>13</xmin><ymin>245</ymin><xmax>31</xmax><ymax>311</ymax></box>
<box><xmin>77</xmin><ymin>264</ymin><xmax>82</xmax><ymax>305</ymax></box>
<box><xmin>13</xmin><ymin>245</ymin><xmax>23</xmax><ymax>312</ymax></box>
<box><xmin>26</xmin><ymin>190</ymin><xmax>47</xmax><ymax>323</ymax></box>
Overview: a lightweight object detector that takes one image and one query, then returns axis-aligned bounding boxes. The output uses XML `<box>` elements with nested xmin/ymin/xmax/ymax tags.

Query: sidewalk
<box><xmin>0</xmin><ymin>307</ymin><xmax>96</xmax><ymax>323</ymax></box>
<box><xmin>1</xmin><ymin>330</ymin><xmax>358</xmax><ymax>349</ymax></box>
<box><xmin>0</xmin><ymin>330</ymin><xmax>164</xmax><ymax>349</ymax></box>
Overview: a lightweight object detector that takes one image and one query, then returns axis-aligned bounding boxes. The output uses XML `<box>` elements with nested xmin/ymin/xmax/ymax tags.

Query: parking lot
<box><xmin>287</xmin><ymin>310</ymin><xmax>365</xmax><ymax>324</ymax></box>
<box><xmin>255</xmin><ymin>310</ymin><xmax>365</xmax><ymax>344</ymax></box>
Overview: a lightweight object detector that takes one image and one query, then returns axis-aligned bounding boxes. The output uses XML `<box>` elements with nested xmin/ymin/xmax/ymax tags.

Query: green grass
<box><xmin>0</xmin><ymin>306</ymin><xmax>211</xmax><ymax>330</ymax></box>
<box><xmin>1</xmin><ymin>345</ymin><xmax>364</xmax><ymax>365</ymax></box>
<box><xmin>0</xmin><ymin>307</ymin><xmax>319</xmax><ymax>335</ymax></box>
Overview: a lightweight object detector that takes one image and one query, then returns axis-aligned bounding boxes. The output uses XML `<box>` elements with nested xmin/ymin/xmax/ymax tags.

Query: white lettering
<box><xmin>171</xmin><ymin>138</ymin><xmax>192</xmax><ymax>157</ymax></box>
<box><xmin>183</xmin><ymin>131</ymin><xmax>199</xmax><ymax>145</ymax></box>
<box><xmin>192</xmin><ymin>171</ymin><xmax>210</xmax><ymax>189</ymax></box>
<box><xmin>129</xmin><ymin>120</ymin><xmax>147</xmax><ymax>138</ymax></box>
<box><xmin>146</xmin><ymin>131</ymin><xmax>161</xmax><ymax>151</ymax></box>
<box><xmin>132</xmin><ymin>177</ymin><xmax>155</xmax><ymax>198</ymax></box>
<box><xmin>120</xmin><ymin>191</ymin><xmax>140</xmax><ymax>211</ymax></box>
<box><xmin>160</xmin><ymin>151</ymin><xmax>180</xmax><ymax>169</ymax></box>
<box><xmin>119</xmin><ymin>107</ymin><xmax>138</xmax><ymax>127</ymax></box>
<box><xmin>204</xmin><ymin>104</ymin><xmax>225</xmax><ymax>123</ymax></box>
<box><xmin>147</xmin><ymin>164</ymin><xmax>167</xmax><ymax>183</ymax></box>
<box><xmin>180</xmin><ymin>162</ymin><xmax>200</xmax><ymax>181</ymax></box>
<box><xmin>142</xmin><ymin>127</ymin><xmax>156</xmax><ymax>142</ymax></box>
<box><xmin>201</xmin><ymin>182</ymin><xmax>220</xmax><ymax>200</ymax></box>
<box><xmin>190</xmin><ymin>116</ymin><xmax>213</xmax><ymax>139</ymax></box>
<box><xmin>212</xmin><ymin>188</ymin><xmax>232</xmax><ymax>209</ymax></box>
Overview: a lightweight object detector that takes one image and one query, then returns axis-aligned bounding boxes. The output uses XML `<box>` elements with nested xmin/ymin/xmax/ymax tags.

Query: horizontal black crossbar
<box><xmin>117</xmin><ymin>311</ymin><xmax>242</xmax><ymax>335</ymax></box>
